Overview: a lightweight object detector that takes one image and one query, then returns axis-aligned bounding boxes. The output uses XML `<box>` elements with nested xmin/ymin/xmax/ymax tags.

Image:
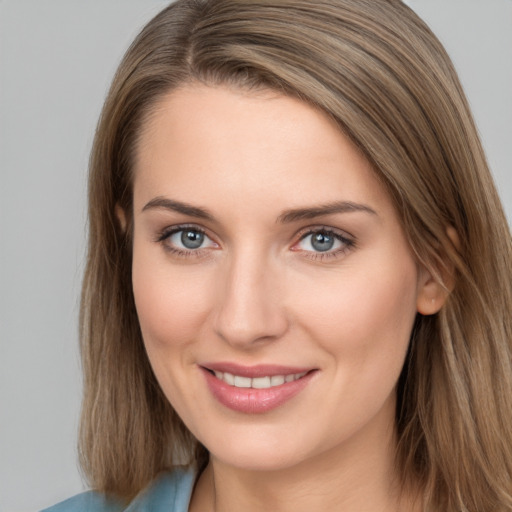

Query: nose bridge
<box><xmin>213</xmin><ymin>244</ymin><xmax>287</xmax><ymax>348</ymax></box>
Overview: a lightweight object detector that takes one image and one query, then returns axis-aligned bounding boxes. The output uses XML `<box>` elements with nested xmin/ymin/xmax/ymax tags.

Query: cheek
<box><xmin>287</xmin><ymin>258</ymin><xmax>419</xmax><ymax>442</ymax></box>
<box><xmin>292</xmin><ymin>257</ymin><xmax>418</xmax><ymax>374</ymax></box>
<box><xmin>131</xmin><ymin>244</ymin><xmax>213</xmax><ymax>358</ymax></box>
<box><xmin>131</xmin><ymin>244</ymin><xmax>217</xmax><ymax>425</ymax></box>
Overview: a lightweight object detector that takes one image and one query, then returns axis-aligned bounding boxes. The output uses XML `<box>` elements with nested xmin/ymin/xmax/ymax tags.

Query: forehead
<box><xmin>133</xmin><ymin>84</ymin><xmax>392</xmax><ymax>219</ymax></box>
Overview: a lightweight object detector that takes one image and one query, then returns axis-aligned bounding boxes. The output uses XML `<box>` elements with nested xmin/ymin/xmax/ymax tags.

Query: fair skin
<box><xmin>126</xmin><ymin>84</ymin><xmax>445</xmax><ymax>512</ymax></box>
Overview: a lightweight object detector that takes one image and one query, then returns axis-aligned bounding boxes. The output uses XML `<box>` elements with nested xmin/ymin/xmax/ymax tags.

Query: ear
<box><xmin>416</xmin><ymin>268</ymin><xmax>448</xmax><ymax>315</ymax></box>
<box><xmin>115</xmin><ymin>204</ymin><xmax>127</xmax><ymax>232</ymax></box>
<box><xmin>416</xmin><ymin>227</ymin><xmax>459</xmax><ymax>316</ymax></box>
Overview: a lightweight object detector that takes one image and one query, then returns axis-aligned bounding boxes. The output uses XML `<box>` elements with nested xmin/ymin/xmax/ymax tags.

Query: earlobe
<box><xmin>416</xmin><ymin>271</ymin><xmax>449</xmax><ymax>315</ymax></box>
<box><xmin>416</xmin><ymin>226</ymin><xmax>459</xmax><ymax>315</ymax></box>
<box><xmin>115</xmin><ymin>204</ymin><xmax>127</xmax><ymax>232</ymax></box>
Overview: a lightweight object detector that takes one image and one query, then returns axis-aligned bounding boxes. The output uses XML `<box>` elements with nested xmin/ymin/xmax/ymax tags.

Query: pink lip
<box><xmin>203</xmin><ymin>362</ymin><xmax>311</xmax><ymax>378</ymax></box>
<box><xmin>200</xmin><ymin>363</ymin><xmax>316</xmax><ymax>414</ymax></box>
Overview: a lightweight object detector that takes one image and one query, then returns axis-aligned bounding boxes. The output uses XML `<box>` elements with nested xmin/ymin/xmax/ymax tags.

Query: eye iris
<box><xmin>181</xmin><ymin>230</ymin><xmax>204</xmax><ymax>249</ymax></box>
<box><xmin>311</xmin><ymin>232</ymin><xmax>334</xmax><ymax>252</ymax></box>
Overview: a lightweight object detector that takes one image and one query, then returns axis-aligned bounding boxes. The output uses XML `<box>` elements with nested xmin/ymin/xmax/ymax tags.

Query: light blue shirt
<box><xmin>41</xmin><ymin>468</ymin><xmax>195</xmax><ymax>512</ymax></box>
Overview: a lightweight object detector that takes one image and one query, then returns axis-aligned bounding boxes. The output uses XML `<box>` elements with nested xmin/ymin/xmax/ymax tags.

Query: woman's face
<box><xmin>130</xmin><ymin>84</ymin><xmax>435</xmax><ymax>471</ymax></box>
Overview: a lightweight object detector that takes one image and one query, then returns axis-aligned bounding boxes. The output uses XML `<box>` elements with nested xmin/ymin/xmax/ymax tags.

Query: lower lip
<box><xmin>201</xmin><ymin>368</ymin><xmax>315</xmax><ymax>414</ymax></box>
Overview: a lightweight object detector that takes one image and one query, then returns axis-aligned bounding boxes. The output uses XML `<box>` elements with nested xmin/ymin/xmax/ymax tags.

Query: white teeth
<box><xmin>270</xmin><ymin>375</ymin><xmax>285</xmax><ymax>386</ymax></box>
<box><xmin>213</xmin><ymin>370</ymin><xmax>308</xmax><ymax>389</ymax></box>
<box><xmin>234</xmin><ymin>375</ymin><xmax>252</xmax><ymax>388</ymax></box>
<box><xmin>252</xmin><ymin>376</ymin><xmax>271</xmax><ymax>389</ymax></box>
<box><xmin>223</xmin><ymin>372</ymin><xmax>235</xmax><ymax>385</ymax></box>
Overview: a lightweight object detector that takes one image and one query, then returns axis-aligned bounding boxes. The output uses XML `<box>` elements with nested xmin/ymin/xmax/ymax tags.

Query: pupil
<box><xmin>181</xmin><ymin>230</ymin><xmax>204</xmax><ymax>249</ymax></box>
<box><xmin>311</xmin><ymin>232</ymin><xmax>334</xmax><ymax>252</ymax></box>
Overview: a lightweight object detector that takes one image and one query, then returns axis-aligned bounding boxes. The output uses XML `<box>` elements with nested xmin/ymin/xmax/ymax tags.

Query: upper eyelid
<box><xmin>291</xmin><ymin>226</ymin><xmax>356</xmax><ymax>256</ymax></box>
<box><xmin>155</xmin><ymin>224</ymin><xmax>355</xmax><ymax>248</ymax></box>
<box><xmin>156</xmin><ymin>225</ymin><xmax>217</xmax><ymax>255</ymax></box>
<box><xmin>295</xmin><ymin>225</ymin><xmax>355</xmax><ymax>241</ymax></box>
<box><xmin>156</xmin><ymin>223</ymin><xmax>209</xmax><ymax>241</ymax></box>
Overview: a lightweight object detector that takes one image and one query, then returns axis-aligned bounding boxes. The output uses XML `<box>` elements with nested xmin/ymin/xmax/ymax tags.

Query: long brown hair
<box><xmin>79</xmin><ymin>1</ymin><xmax>512</xmax><ymax>509</ymax></box>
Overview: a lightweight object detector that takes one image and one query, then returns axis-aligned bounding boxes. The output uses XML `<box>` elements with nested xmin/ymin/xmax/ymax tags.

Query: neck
<box><xmin>190</xmin><ymin>410</ymin><xmax>422</xmax><ymax>512</ymax></box>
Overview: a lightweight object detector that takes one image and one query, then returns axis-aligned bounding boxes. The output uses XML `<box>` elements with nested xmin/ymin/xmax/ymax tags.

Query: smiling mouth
<box><xmin>201</xmin><ymin>365</ymin><xmax>316</xmax><ymax>413</ymax></box>
<box><xmin>207</xmin><ymin>369</ymin><xmax>309</xmax><ymax>389</ymax></box>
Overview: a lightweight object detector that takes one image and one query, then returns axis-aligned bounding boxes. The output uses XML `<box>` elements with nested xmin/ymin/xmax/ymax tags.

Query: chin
<box><xmin>210</xmin><ymin>443</ymin><xmax>308</xmax><ymax>472</ymax></box>
<box><xmin>196</xmin><ymin>420</ymin><xmax>326</xmax><ymax>473</ymax></box>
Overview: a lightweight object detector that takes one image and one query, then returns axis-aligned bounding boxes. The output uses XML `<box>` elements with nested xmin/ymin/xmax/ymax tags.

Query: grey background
<box><xmin>0</xmin><ymin>1</ymin><xmax>510</xmax><ymax>511</ymax></box>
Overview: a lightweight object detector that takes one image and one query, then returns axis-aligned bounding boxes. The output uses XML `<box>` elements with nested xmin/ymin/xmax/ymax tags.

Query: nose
<box><xmin>212</xmin><ymin>249</ymin><xmax>289</xmax><ymax>349</ymax></box>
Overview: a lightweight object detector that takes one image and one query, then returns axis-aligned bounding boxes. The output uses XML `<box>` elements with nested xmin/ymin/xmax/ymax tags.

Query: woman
<box><xmin>44</xmin><ymin>0</ymin><xmax>512</xmax><ymax>511</ymax></box>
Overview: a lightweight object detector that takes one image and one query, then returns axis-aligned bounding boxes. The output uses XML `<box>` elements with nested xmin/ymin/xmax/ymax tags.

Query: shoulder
<box><xmin>125</xmin><ymin>467</ymin><xmax>195</xmax><ymax>512</ymax></box>
<box><xmin>40</xmin><ymin>491</ymin><xmax>124</xmax><ymax>512</ymax></box>
<box><xmin>41</xmin><ymin>468</ymin><xmax>195</xmax><ymax>512</ymax></box>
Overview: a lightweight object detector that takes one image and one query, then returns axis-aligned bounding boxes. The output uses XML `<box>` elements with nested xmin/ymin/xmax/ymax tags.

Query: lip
<box><xmin>203</xmin><ymin>362</ymin><xmax>312</xmax><ymax>378</ymax></box>
<box><xmin>200</xmin><ymin>363</ymin><xmax>317</xmax><ymax>414</ymax></box>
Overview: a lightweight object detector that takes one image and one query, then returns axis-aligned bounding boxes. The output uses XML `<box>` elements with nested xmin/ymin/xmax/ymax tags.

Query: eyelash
<box><xmin>155</xmin><ymin>224</ymin><xmax>356</xmax><ymax>261</ymax></box>
<box><xmin>155</xmin><ymin>224</ymin><xmax>214</xmax><ymax>259</ymax></box>
<box><xmin>294</xmin><ymin>227</ymin><xmax>355</xmax><ymax>261</ymax></box>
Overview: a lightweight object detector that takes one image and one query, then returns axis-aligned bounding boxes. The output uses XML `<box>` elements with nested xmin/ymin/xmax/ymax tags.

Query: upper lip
<box><xmin>201</xmin><ymin>362</ymin><xmax>314</xmax><ymax>378</ymax></box>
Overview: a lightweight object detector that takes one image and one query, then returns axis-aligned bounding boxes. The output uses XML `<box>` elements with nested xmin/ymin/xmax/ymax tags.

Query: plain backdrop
<box><xmin>0</xmin><ymin>1</ymin><xmax>510</xmax><ymax>511</ymax></box>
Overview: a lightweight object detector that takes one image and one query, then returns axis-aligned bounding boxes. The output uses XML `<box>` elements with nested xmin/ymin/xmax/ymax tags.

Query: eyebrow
<box><xmin>142</xmin><ymin>197</ymin><xmax>377</xmax><ymax>223</ymax></box>
<box><xmin>142</xmin><ymin>197</ymin><xmax>215</xmax><ymax>220</ymax></box>
<box><xmin>277</xmin><ymin>201</ymin><xmax>377</xmax><ymax>223</ymax></box>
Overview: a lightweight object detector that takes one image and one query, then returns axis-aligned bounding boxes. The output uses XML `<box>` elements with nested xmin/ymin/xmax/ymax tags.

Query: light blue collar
<box><xmin>125</xmin><ymin>468</ymin><xmax>195</xmax><ymax>512</ymax></box>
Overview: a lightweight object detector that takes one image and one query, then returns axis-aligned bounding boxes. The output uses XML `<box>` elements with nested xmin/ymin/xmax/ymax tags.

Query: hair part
<box><xmin>80</xmin><ymin>1</ymin><xmax>512</xmax><ymax>509</ymax></box>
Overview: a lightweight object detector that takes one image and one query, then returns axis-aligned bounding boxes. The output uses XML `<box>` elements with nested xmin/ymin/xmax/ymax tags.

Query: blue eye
<box><xmin>296</xmin><ymin>229</ymin><xmax>352</xmax><ymax>254</ymax></box>
<box><xmin>159</xmin><ymin>226</ymin><xmax>217</xmax><ymax>253</ymax></box>
<box><xmin>310</xmin><ymin>232</ymin><xmax>336</xmax><ymax>252</ymax></box>
<box><xmin>177</xmin><ymin>229</ymin><xmax>205</xmax><ymax>249</ymax></box>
